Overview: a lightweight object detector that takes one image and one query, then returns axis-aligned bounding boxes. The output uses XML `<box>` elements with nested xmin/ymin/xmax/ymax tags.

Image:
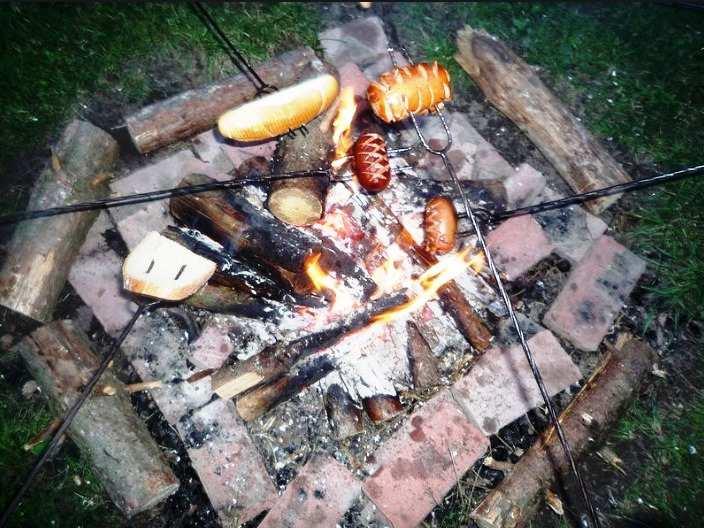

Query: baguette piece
<box><xmin>367</xmin><ymin>62</ymin><xmax>451</xmax><ymax>123</ymax></box>
<box><xmin>123</xmin><ymin>232</ymin><xmax>216</xmax><ymax>301</ymax></box>
<box><xmin>218</xmin><ymin>74</ymin><xmax>339</xmax><ymax>142</ymax></box>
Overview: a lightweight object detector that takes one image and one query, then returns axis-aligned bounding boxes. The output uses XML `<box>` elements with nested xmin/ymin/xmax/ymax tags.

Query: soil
<box><xmin>0</xmin><ymin>3</ymin><xmax>699</xmax><ymax>528</ymax></box>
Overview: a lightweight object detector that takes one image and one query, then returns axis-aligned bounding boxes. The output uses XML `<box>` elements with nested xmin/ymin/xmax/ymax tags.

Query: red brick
<box><xmin>259</xmin><ymin>455</ymin><xmax>361</xmax><ymax>528</ymax></box>
<box><xmin>487</xmin><ymin>215</ymin><xmax>554</xmax><ymax>280</ymax></box>
<box><xmin>504</xmin><ymin>163</ymin><xmax>546</xmax><ymax>209</ymax></box>
<box><xmin>451</xmin><ymin>329</ymin><xmax>581</xmax><ymax>435</ymax></box>
<box><xmin>544</xmin><ymin>235</ymin><xmax>645</xmax><ymax>351</ymax></box>
<box><xmin>363</xmin><ymin>390</ymin><xmax>488</xmax><ymax>528</ymax></box>
<box><xmin>180</xmin><ymin>398</ymin><xmax>277</xmax><ymax>525</ymax></box>
<box><xmin>190</xmin><ymin>323</ymin><xmax>234</xmax><ymax>370</ymax></box>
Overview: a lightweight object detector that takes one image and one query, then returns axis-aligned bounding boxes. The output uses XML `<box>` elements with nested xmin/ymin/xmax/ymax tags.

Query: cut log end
<box><xmin>267</xmin><ymin>187</ymin><xmax>324</xmax><ymax>226</ymax></box>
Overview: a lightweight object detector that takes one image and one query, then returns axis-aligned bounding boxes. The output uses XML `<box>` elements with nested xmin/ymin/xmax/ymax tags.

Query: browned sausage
<box><xmin>423</xmin><ymin>196</ymin><xmax>457</xmax><ymax>255</ymax></box>
<box><xmin>352</xmin><ymin>132</ymin><xmax>392</xmax><ymax>192</ymax></box>
<box><xmin>367</xmin><ymin>62</ymin><xmax>452</xmax><ymax>123</ymax></box>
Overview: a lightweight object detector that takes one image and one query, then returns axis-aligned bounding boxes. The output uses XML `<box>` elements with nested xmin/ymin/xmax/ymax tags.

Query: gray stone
<box><xmin>319</xmin><ymin>17</ymin><xmax>389</xmax><ymax>69</ymax></box>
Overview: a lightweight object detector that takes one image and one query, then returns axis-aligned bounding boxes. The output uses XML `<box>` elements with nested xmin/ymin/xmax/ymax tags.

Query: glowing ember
<box><xmin>373</xmin><ymin>248</ymin><xmax>485</xmax><ymax>325</ymax></box>
<box><xmin>331</xmin><ymin>87</ymin><xmax>357</xmax><ymax>169</ymax></box>
<box><xmin>304</xmin><ymin>252</ymin><xmax>354</xmax><ymax>313</ymax></box>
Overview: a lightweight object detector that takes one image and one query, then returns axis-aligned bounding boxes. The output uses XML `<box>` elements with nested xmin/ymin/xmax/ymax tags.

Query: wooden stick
<box><xmin>455</xmin><ymin>26</ymin><xmax>630</xmax><ymax>213</ymax></box>
<box><xmin>22</xmin><ymin>418</ymin><xmax>61</xmax><ymax>452</ymax></box>
<box><xmin>126</xmin><ymin>380</ymin><xmax>163</xmax><ymax>393</ymax></box>
<box><xmin>0</xmin><ymin>120</ymin><xmax>118</xmax><ymax>322</ymax></box>
<box><xmin>125</xmin><ymin>47</ymin><xmax>320</xmax><ymax>153</ymax></box>
<box><xmin>471</xmin><ymin>338</ymin><xmax>655</xmax><ymax>528</ymax></box>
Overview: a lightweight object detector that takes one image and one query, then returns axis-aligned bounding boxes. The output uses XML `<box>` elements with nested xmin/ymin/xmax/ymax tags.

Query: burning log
<box><xmin>212</xmin><ymin>291</ymin><xmax>409</xmax><ymax>399</ymax></box>
<box><xmin>471</xmin><ymin>338</ymin><xmax>655</xmax><ymax>528</ymax></box>
<box><xmin>363</xmin><ymin>394</ymin><xmax>404</xmax><ymax>423</ymax></box>
<box><xmin>324</xmin><ymin>383</ymin><xmax>364</xmax><ymax>439</ymax></box>
<box><xmin>125</xmin><ymin>47</ymin><xmax>320</xmax><ymax>153</ymax></box>
<box><xmin>268</xmin><ymin>104</ymin><xmax>334</xmax><ymax>226</ymax></box>
<box><xmin>0</xmin><ymin>120</ymin><xmax>118</xmax><ymax>322</ymax></box>
<box><xmin>455</xmin><ymin>26</ymin><xmax>630</xmax><ymax>213</ymax></box>
<box><xmin>14</xmin><ymin>320</ymin><xmax>179</xmax><ymax>516</ymax></box>
<box><xmin>406</xmin><ymin>320</ymin><xmax>440</xmax><ymax>390</ymax></box>
<box><xmin>169</xmin><ymin>174</ymin><xmax>374</xmax><ymax>297</ymax></box>
<box><xmin>235</xmin><ymin>356</ymin><xmax>336</xmax><ymax>422</ymax></box>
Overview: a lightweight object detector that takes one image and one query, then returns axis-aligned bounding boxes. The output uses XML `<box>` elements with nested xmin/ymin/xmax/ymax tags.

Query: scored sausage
<box><xmin>367</xmin><ymin>62</ymin><xmax>451</xmax><ymax>123</ymax></box>
<box><xmin>352</xmin><ymin>132</ymin><xmax>392</xmax><ymax>192</ymax></box>
<box><xmin>423</xmin><ymin>196</ymin><xmax>457</xmax><ymax>255</ymax></box>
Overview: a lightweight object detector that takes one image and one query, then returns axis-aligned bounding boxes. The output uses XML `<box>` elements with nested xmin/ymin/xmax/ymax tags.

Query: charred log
<box><xmin>324</xmin><ymin>383</ymin><xmax>364</xmax><ymax>439</ymax></box>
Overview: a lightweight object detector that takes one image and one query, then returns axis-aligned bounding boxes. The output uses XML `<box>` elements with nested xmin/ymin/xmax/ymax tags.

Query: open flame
<box><xmin>372</xmin><ymin>248</ymin><xmax>485</xmax><ymax>325</ymax></box>
<box><xmin>304</xmin><ymin>252</ymin><xmax>354</xmax><ymax>313</ymax></box>
<box><xmin>331</xmin><ymin>87</ymin><xmax>357</xmax><ymax>170</ymax></box>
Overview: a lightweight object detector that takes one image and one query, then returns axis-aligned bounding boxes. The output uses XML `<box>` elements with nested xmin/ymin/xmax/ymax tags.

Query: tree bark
<box><xmin>125</xmin><ymin>47</ymin><xmax>320</xmax><ymax>153</ymax></box>
<box><xmin>15</xmin><ymin>320</ymin><xmax>179</xmax><ymax>517</ymax></box>
<box><xmin>471</xmin><ymin>338</ymin><xmax>655</xmax><ymax>528</ymax></box>
<box><xmin>0</xmin><ymin>120</ymin><xmax>119</xmax><ymax>322</ymax></box>
<box><xmin>455</xmin><ymin>26</ymin><xmax>630</xmax><ymax>213</ymax></box>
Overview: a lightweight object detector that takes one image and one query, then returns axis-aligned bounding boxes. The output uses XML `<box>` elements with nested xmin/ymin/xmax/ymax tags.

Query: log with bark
<box><xmin>471</xmin><ymin>338</ymin><xmax>655</xmax><ymax>528</ymax></box>
<box><xmin>211</xmin><ymin>291</ymin><xmax>409</xmax><ymax>400</ymax></box>
<box><xmin>455</xmin><ymin>26</ymin><xmax>630</xmax><ymax>213</ymax></box>
<box><xmin>15</xmin><ymin>320</ymin><xmax>179</xmax><ymax>516</ymax></box>
<box><xmin>169</xmin><ymin>173</ymin><xmax>375</xmax><ymax>296</ymax></box>
<box><xmin>0</xmin><ymin>120</ymin><xmax>118</xmax><ymax>322</ymax></box>
<box><xmin>363</xmin><ymin>394</ymin><xmax>404</xmax><ymax>423</ymax></box>
<box><xmin>269</xmin><ymin>112</ymin><xmax>332</xmax><ymax>226</ymax></box>
<box><xmin>125</xmin><ymin>47</ymin><xmax>321</xmax><ymax>153</ymax></box>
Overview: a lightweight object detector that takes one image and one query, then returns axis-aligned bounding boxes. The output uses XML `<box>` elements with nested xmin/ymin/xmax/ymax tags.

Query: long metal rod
<box><xmin>0</xmin><ymin>169</ymin><xmax>331</xmax><ymax>226</ymax></box>
<box><xmin>457</xmin><ymin>163</ymin><xmax>704</xmax><ymax>222</ymax></box>
<box><xmin>0</xmin><ymin>301</ymin><xmax>160</xmax><ymax>527</ymax></box>
<box><xmin>389</xmin><ymin>46</ymin><xmax>602</xmax><ymax>527</ymax></box>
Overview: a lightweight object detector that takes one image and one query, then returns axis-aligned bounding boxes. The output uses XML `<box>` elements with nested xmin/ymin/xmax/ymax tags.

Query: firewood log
<box><xmin>363</xmin><ymin>394</ymin><xmax>404</xmax><ymax>423</ymax></box>
<box><xmin>455</xmin><ymin>26</ymin><xmax>630</xmax><ymax>213</ymax></box>
<box><xmin>0</xmin><ymin>120</ymin><xmax>118</xmax><ymax>322</ymax></box>
<box><xmin>471</xmin><ymin>339</ymin><xmax>655</xmax><ymax>528</ymax></box>
<box><xmin>15</xmin><ymin>320</ymin><xmax>179</xmax><ymax>516</ymax></box>
<box><xmin>125</xmin><ymin>47</ymin><xmax>321</xmax><ymax>153</ymax></box>
<box><xmin>406</xmin><ymin>320</ymin><xmax>440</xmax><ymax>390</ymax></box>
<box><xmin>324</xmin><ymin>383</ymin><xmax>364</xmax><ymax>439</ymax></box>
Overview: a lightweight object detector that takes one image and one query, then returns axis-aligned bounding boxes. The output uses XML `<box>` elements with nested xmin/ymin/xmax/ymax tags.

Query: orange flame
<box><xmin>373</xmin><ymin>248</ymin><xmax>485</xmax><ymax>325</ymax></box>
<box><xmin>331</xmin><ymin>87</ymin><xmax>357</xmax><ymax>169</ymax></box>
<box><xmin>304</xmin><ymin>252</ymin><xmax>354</xmax><ymax>313</ymax></box>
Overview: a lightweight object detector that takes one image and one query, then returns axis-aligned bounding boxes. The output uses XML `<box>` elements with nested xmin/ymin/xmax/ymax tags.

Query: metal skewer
<box><xmin>386</xmin><ymin>46</ymin><xmax>602</xmax><ymax>528</ymax></box>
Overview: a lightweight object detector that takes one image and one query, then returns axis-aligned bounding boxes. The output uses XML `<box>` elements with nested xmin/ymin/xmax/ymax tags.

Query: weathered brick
<box><xmin>180</xmin><ymin>398</ymin><xmax>277</xmax><ymax>525</ymax></box>
<box><xmin>535</xmin><ymin>187</ymin><xmax>608</xmax><ymax>263</ymax></box>
<box><xmin>452</xmin><ymin>329</ymin><xmax>581</xmax><ymax>436</ymax></box>
<box><xmin>487</xmin><ymin>215</ymin><xmax>554</xmax><ymax>281</ymax></box>
<box><xmin>363</xmin><ymin>390</ymin><xmax>489</xmax><ymax>528</ymax></box>
<box><xmin>544</xmin><ymin>235</ymin><xmax>645</xmax><ymax>351</ymax></box>
<box><xmin>190</xmin><ymin>322</ymin><xmax>234</xmax><ymax>370</ymax></box>
<box><xmin>504</xmin><ymin>163</ymin><xmax>546</xmax><ymax>209</ymax></box>
<box><xmin>191</xmin><ymin>128</ymin><xmax>276</xmax><ymax>172</ymax></box>
<box><xmin>319</xmin><ymin>17</ymin><xmax>389</xmax><ymax>69</ymax></box>
<box><xmin>68</xmin><ymin>212</ymin><xmax>137</xmax><ymax>335</ymax></box>
<box><xmin>259</xmin><ymin>454</ymin><xmax>361</xmax><ymax>528</ymax></box>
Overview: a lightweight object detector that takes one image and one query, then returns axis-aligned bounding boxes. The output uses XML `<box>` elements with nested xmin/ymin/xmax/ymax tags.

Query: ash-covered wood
<box><xmin>363</xmin><ymin>394</ymin><xmax>404</xmax><ymax>423</ymax></box>
<box><xmin>455</xmin><ymin>26</ymin><xmax>630</xmax><ymax>213</ymax></box>
<box><xmin>125</xmin><ymin>47</ymin><xmax>320</xmax><ymax>153</ymax></box>
<box><xmin>324</xmin><ymin>382</ymin><xmax>364</xmax><ymax>439</ymax></box>
<box><xmin>212</xmin><ymin>291</ymin><xmax>409</xmax><ymax>400</ymax></box>
<box><xmin>170</xmin><ymin>173</ymin><xmax>374</xmax><ymax>297</ymax></box>
<box><xmin>186</xmin><ymin>283</ymin><xmax>275</xmax><ymax>318</ymax></box>
<box><xmin>15</xmin><ymin>320</ymin><xmax>179</xmax><ymax>516</ymax></box>
<box><xmin>269</xmin><ymin>113</ymin><xmax>332</xmax><ymax>226</ymax></box>
<box><xmin>236</xmin><ymin>356</ymin><xmax>336</xmax><ymax>422</ymax></box>
<box><xmin>406</xmin><ymin>320</ymin><xmax>440</xmax><ymax>390</ymax></box>
<box><xmin>472</xmin><ymin>339</ymin><xmax>655</xmax><ymax>528</ymax></box>
<box><xmin>0</xmin><ymin>120</ymin><xmax>118</xmax><ymax>322</ymax></box>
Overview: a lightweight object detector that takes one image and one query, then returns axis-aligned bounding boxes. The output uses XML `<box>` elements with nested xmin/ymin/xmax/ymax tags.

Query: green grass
<box><xmin>0</xmin><ymin>379</ymin><xmax>121</xmax><ymax>527</ymax></box>
<box><xmin>0</xmin><ymin>2</ymin><xmax>320</xmax><ymax>212</ymax></box>
<box><xmin>616</xmin><ymin>385</ymin><xmax>704</xmax><ymax>526</ymax></box>
<box><xmin>397</xmin><ymin>2</ymin><xmax>704</xmax><ymax>321</ymax></box>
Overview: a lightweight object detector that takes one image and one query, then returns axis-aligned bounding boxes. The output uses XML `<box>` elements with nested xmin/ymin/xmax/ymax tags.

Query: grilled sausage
<box><xmin>352</xmin><ymin>132</ymin><xmax>392</xmax><ymax>192</ymax></box>
<box><xmin>367</xmin><ymin>62</ymin><xmax>451</xmax><ymax>123</ymax></box>
<box><xmin>218</xmin><ymin>74</ymin><xmax>339</xmax><ymax>142</ymax></box>
<box><xmin>423</xmin><ymin>196</ymin><xmax>457</xmax><ymax>255</ymax></box>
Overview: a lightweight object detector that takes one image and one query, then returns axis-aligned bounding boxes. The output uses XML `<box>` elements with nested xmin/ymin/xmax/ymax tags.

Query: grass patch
<box><xmin>397</xmin><ymin>3</ymin><xmax>704</xmax><ymax>321</ymax></box>
<box><xmin>0</xmin><ymin>378</ymin><xmax>120</xmax><ymax>527</ymax></box>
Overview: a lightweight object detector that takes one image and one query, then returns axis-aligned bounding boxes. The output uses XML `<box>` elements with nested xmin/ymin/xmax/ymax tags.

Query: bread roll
<box><xmin>123</xmin><ymin>232</ymin><xmax>216</xmax><ymax>301</ymax></box>
<box><xmin>367</xmin><ymin>62</ymin><xmax>451</xmax><ymax>123</ymax></box>
<box><xmin>218</xmin><ymin>74</ymin><xmax>339</xmax><ymax>142</ymax></box>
